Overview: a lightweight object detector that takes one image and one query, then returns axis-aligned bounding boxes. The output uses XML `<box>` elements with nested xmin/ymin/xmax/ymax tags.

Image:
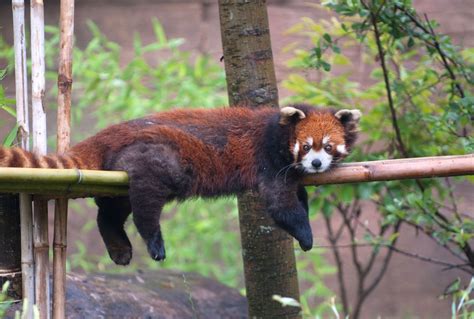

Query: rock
<box><xmin>5</xmin><ymin>270</ymin><xmax>247</xmax><ymax>319</ymax></box>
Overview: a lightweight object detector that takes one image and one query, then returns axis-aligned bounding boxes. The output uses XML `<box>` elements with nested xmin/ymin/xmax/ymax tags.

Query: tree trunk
<box><xmin>218</xmin><ymin>1</ymin><xmax>301</xmax><ymax>318</ymax></box>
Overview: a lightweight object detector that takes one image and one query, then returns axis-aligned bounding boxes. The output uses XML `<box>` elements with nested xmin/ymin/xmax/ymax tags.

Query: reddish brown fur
<box><xmin>295</xmin><ymin>113</ymin><xmax>346</xmax><ymax>149</ymax></box>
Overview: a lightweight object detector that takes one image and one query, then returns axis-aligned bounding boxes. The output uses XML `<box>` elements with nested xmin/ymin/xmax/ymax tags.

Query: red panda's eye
<box><xmin>324</xmin><ymin>144</ymin><xmax>333</xmax><ymax>152</ymax></box>
<box><xmin>303</xmin><ymin>145</ymin><xmax>311</xmax><ymax>152</ymax></box>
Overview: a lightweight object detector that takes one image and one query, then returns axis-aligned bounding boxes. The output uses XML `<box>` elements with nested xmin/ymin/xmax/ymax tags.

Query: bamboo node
<box><xmin>33</xmin><ymin>244</ymin><xmax>50</xmax><ymax>250</ymax></box>
<box><xmin>53</xmin><ymin>243</ymin><xmax>67</xmax><ymax>249</ymax></box>
<box><xmin>76</xmin><ymin>169</ymin><xmax>84</xmax><ymax>184</ymax></box>
<box><xmin>58</xmin><ymin>74</ymin><xmax>73</xmax><ymax>94</ymax></box>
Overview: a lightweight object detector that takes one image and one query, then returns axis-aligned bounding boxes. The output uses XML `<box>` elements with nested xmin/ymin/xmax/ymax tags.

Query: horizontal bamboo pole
<box><xmin>302</xmin><ymin>154</ymin><xmax>474</xmax><ymax>185</ymax></box>
<box><xmin>0</xmin><ymin>185</ymin><xmax>129</xmax><ymax>198</ymax></box>
<box><xmin>0</xmin><ymin>154</ymin><xmax>471</xmax><ymax>198</ymax></box>
<box><xmin>0</xmin><ymin>168</ymin><xmax>128</xmax><ymax>186</ymax></box>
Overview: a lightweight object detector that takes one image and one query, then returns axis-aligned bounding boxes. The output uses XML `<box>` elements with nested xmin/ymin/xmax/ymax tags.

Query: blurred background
<box><xmin>0</xmin><ymin>0</ymin><xmax>473</xmax><ymax>318</ymax></box>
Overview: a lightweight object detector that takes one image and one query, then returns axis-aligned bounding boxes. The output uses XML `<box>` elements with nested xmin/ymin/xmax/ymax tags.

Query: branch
<box><xmin>366</xmin><ymin>1</ymin><xmax>408</xmax><ymax>157</ymax></box>
<box><xmin>394</xmin><ymin>5</ymin><xmax>466</xmax><ymax>98</ymax></box>
<box><xmin>385</xmin><ymin>244</ymin><xmax>473</xmax><ymax>275</ymax></box>
<box><xmin>352</xmin><ymin>222</ymin><xmax>401</xmax><ymax>319</ymax></box>
<box><xmin>324</xmin><ymin>214</ymin><xmax>349</xmax><ymax>316</ymax></box>
<box><xmin>309</xmin><ymin>240</ymin><xmax>473</xmax><ymax>273</ymax></box>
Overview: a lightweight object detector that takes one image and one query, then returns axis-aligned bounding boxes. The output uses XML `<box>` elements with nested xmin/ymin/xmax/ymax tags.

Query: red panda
<box><xmin>0</xmin><ymin>105</ymin><xmax>360</xmax><ymax>265</ymax></box>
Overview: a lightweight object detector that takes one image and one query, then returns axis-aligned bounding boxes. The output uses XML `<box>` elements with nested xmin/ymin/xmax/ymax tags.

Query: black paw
<box><xmin>272</xmin><ymin>210</ymin><xmax>314</xmax><ymax>252</ymax></box>
<box><xmin>108</xmin><ymin>246</ymin><xmax>133</xmax><ymax>265</ymax></box>
<box><xmin>147</xmin><ymin>232</ymin><xmax>166</xmax><ymax>261</ymax></box>
<box><xmin>297</xmin><ymin>232</ymin><xmax>313</xmax><ymax>251</ymax></box>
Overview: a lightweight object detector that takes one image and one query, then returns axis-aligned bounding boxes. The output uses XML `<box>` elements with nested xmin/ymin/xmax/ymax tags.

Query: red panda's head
<box><xmin>279</xmin><ymin>106</ymin><xmax>361</xmax><ymax>174</ymax></box>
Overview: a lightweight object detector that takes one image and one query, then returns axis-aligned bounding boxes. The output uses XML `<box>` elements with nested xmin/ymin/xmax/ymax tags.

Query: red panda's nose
<box><xmin>311</xmin><ymin>159</ymin><xmax>322</xmax><ymax>168</ymax></box>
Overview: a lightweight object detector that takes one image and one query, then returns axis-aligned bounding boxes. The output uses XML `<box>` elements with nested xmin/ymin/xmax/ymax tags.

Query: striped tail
<box><xmin>0</xmin><ymin>146</ymin><xmax>87</xmax><ymax>169</ymax></box>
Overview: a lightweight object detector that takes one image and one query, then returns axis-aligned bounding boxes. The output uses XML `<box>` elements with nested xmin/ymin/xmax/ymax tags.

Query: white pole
<box><xmin>12</xmin><ymin>0</ymin><xmax>29</xmax><ymax>149</ymax></box>
<box><xmin>12</xmin><ymin>1</ymin><xmax>35</xmax><ymax>317</ymax></box>
<box><xmin>31</xmin><ymin>0</ymin><xmax>51</xmax><ymax>318</ymax></box>
<box><xmin>30</xmin><ymin>0</ymin><xmax>47</xmax><ymax>155</ymax></box>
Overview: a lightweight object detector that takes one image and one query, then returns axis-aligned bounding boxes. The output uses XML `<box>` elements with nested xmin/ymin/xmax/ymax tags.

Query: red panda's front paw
<box><xmin>297</xmin><ymin>232</ymin><xmax>313</xmax><ymax>251</ymax></box>
<box><xmin>272</xmin><ymin>210</ymin><xmax>314</xmax><ymax>251</ymax></box>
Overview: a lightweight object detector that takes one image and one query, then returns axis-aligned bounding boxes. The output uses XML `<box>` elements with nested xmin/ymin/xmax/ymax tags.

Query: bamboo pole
<box><xmin>30</xmin><ymin>0</ymin><xmax>47</xmax><ymax>156</ymax></box>
<box><xmin>30</xmin><ymin>0</ymin><xmax>50</xmax><ymax>317</ymax></box>
<box><xmin>0</xmin><ymin>155</ymin><xmax>471</xmax><ymax>197</ymax></box>
<box><xmin>33</xmin><ymin>200</ymin><xmax>50</xmax><ymax>319</ymax></box>
<box><xmin>52</xmin><ymin>199</ymin><xmax>67</xmax><ymax>319</ymax></box>
<box><xmin>12</xmin><ymin>0</ymin><xmax>29</xmax><ymax>150</ymax></box>
<box><xmin>303</xmin><ymin>155</ymin><xmax>474</xmax><ymax>185</ymax></box>
<box><xmin>12</xmin><ymin>0</ymin><xmax>35</xmax><ymax>315</ymax></box>
<box><xmin>0</xmin><ymin>168</ymin><xmax>128</xmax><ymax>185</ymax></box>
<box><xmin>0</xmin><ymin>185</ymin><xmax>129</xmax><ymax>198</ymax></box>
<box><xmin>218</xmin><ymin>1</ymin><xmax>301</xmax><ymax>318</ymax></box>
<box><xmin>54</xmin><ymin>1</ymin><xmax>75</xmax><ymax>317</ymax></box>
<box><xmin>19</xmin><ymin>193</ymin><xmax>34</xmax><ymax>317</ymax></box>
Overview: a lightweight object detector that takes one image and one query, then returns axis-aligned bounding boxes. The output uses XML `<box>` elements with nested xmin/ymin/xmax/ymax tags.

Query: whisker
<box><xmin>283</xmin><ymin>163</ymin><xmax>299</xmax><ymax>183</ymax></box>
<box><xmin>275</xmin><ymin>163</ymin><xmax>295</xmax><ymax>179</ymax></box>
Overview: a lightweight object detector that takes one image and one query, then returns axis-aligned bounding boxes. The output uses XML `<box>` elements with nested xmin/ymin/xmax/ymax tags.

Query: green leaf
<box><xmin>321</xmin><ymin>61</ymin><xmax>331</xmax><ymax>72</ymax></box>
<box><xmin>272</xmin><ymin>295</ymin><xmax>301</xmax><ymax>308</ymax></box>
<box><xmin>323</xmin><ymin>33</ymin><xmax>332</xmax><ymax>43</ymax></box>
<box><xmin>3</xmin><ymin>124</ymin><xmax>18</xmax><ymax>147</ymax></box>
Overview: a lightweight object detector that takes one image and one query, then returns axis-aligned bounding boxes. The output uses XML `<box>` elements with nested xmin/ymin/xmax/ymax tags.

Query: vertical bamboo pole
<box><xmin>53</xmin><ymin>1</ymin><xmax>74</xmax><ymax>318</ymax></box>
<box><xmin>218</xmin><ymin>1</ymin><xmax>301</xmax><ymax>318</ymax></box>
<box><xmin>20</xmin><ymin>193</ymin><xmax>34</xmax><ymax>316</ymax></box>
<box><xmin>32</xmin><ymin>201</ymin><xmax>50</xmax><ymax>319</ymax></box>
<box><xmin>12</xmin><ymin>1</ymin><xmax>35</xmax><ymax>315</ymax></box>
<box><xmin>30</xmin><ymin>0</ymin><xmax>50</xmax><ymax>318</ymax></box>
<box><xmin>52</xmin><ymin>199</ymin><xmax>68</xmax><ymax>319</ymax></box>
<box><xmin>12</xmin><ymin>0</ymin><xmax>29</xmax><ymax>150</ymax></box>
<box><xmin>30</xmin><ymin>0</ymin><xmax>47</xmax><ymax>156</ymax></box>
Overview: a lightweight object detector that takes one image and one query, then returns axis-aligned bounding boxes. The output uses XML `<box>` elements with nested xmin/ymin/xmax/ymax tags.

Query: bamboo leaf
<box><xmin>3</xmin><ymin>124</ymin><xmax>18</xmax><ymax>147</ymax></box>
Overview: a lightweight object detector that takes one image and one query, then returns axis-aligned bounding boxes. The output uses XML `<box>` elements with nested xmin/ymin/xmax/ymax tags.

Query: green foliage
<box><xmin>68</xmin><ymin>198</ymin><xmax>244</xmax><ymax>287</ymax></box>
<box><xmin>285</xmin><ymin>1</ymin><xmax>473</xmax><ymax>317</ymax></box>
<box><xmin>448</xmin><ymin>277</ymin><xmax>474</xmax><ymax>319</ymax></box>
<box><xmin>296</xmin><ymin>245</ymin><xmax>338</xmax><ymax>317</ymax></box>
<box><xmin>44</xmin><ymin>20</ymin><xmax>227</xmax><ymax>132</ymax></box>
<box><xmin>0</xmin><ymin>68</ymin><xmax>17</xmax><ymax>147</ymax></box>
<box><xmin>0</xmin><ymin>282</ymin><xmax>12</xmax><ymax>318</ymax></box>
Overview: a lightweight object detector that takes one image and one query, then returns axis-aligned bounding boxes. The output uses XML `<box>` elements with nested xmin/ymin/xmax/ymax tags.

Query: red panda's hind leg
<box><xmin>129</xmin><ymin>182</ymin><xmax>168</xmax><ymax>261</ymax></box>
<box><xmin>96</xmin><ymin>197</ymin><xmax>133</xmax><ymax>265</ymax></box>
<box><xmin>124</xmin><ymin>142</ymin><xmax>194</xmax><ymax>262</ymax></box>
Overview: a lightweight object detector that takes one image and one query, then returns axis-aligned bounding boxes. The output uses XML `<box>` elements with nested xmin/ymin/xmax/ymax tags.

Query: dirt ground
<box><xmin>0</xmin><ymin>0</ymin><xmax>473</xmax><ymax>318</ymax></box>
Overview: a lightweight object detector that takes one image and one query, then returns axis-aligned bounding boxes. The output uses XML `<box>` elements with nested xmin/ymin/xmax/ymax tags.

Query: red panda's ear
<box><xmin>279</xmin><ymin>107</ymin><xmax>306</xmax><ymax>125</ymax></box>
<box><xmin>334</xmin><ymin>109</ymin><xmax>362</xmax><ymax>127</ymax></box>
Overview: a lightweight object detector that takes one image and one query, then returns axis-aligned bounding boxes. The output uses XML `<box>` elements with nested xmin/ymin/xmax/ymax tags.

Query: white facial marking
<box><xmin>292</xmin><ymin>141</ymin><xmax>300</xmax><ymax>160</ymax></box>
<box><xmin>306</xmin><ymin>137</ymin><xmax>313</xmax><ymax>146</ymax></box>
<box><xmin>337</xmin><ymin>144</ymin><xmax>348</xmax><ymax>154</ymax></box>
<box><xmin>322</xmin><ymin>135</ymin><xmax>330</xmax><ymax>145</ymax></box>
<box><xmin>301</xmin><ymin>149</ymin><xmax>333</xmax><ymax>173</ymax></box>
